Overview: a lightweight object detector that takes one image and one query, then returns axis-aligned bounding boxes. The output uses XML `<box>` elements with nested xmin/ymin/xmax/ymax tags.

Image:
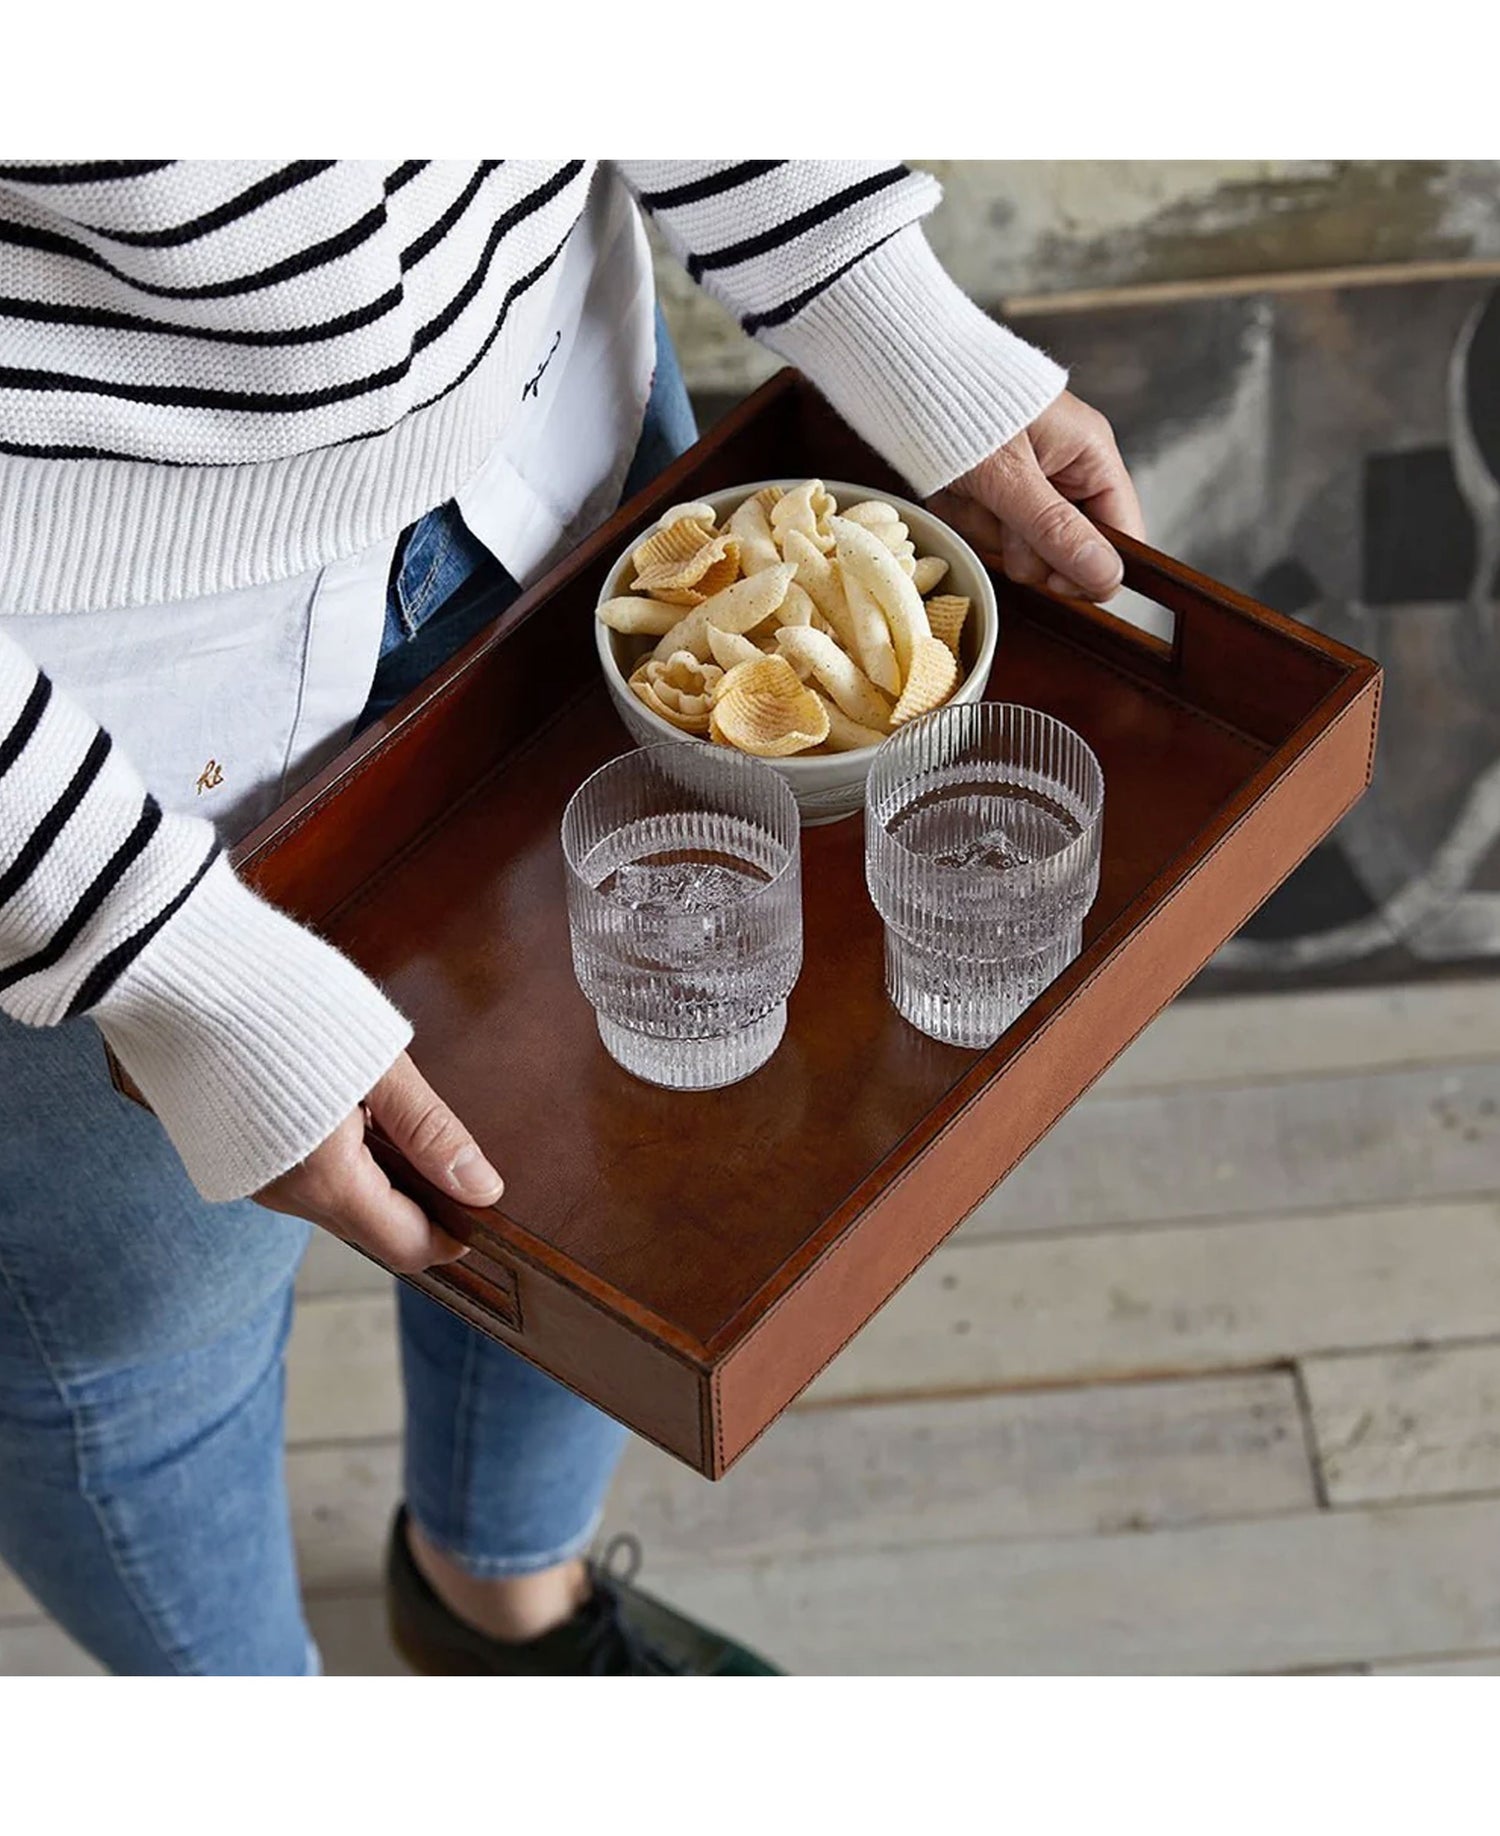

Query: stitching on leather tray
<box><xmin>700</xmin><ymin>1368</ymin><xmax>714</xmax><ymax>1477</ymax></box>
<box><xmin>712</xmin><ymin>683</ymin><xmax>1376</xmax><ymax>1471</ymax></box>
<box><xmin>1365</xmin><ymin>673</ymin><xmax>1382</xmax><ymax>785</ymax></box>
<box><xmin>461</xmin><ymin>1206</ymin><xmax>709</xmax><ymax>1375</ymax></box>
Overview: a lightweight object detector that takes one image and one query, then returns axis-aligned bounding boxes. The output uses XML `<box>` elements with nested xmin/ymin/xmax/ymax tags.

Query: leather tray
<box><xmin>169</xmin><ymin>372</ymin><xmax>1384</xmax><ymax>1477</ymax></box>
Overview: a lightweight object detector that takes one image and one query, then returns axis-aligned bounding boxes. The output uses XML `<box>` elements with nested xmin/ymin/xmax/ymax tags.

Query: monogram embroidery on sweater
<box><xmin>195</xmin><ymin>759</ymin><xmax>224</xmax><ymax>795</ymax></box>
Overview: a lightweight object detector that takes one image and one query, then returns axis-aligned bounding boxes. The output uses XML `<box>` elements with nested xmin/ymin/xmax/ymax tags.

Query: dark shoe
<box><xmin>385</xmin><ymin>1508</ymin><xmax>783</xmax><ymax>1675</ymax></box>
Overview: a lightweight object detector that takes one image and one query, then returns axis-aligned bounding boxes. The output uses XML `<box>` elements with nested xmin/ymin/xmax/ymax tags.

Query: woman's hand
<box><xmin>930</xmin><ymin>390</ymin><xmax>1146</xmax><ymax>603</ymax></box>
<box><xmin>255</xmin><ymin>1052</ymin><xmax>504</xmax><ymax>1274</ymax></box>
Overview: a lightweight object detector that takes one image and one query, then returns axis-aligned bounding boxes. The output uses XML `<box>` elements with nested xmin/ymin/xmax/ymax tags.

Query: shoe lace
<box><xmin>579</xmin><ymin>1535</ymin><xmax>683</xmax><ymax>1676</ymax></box>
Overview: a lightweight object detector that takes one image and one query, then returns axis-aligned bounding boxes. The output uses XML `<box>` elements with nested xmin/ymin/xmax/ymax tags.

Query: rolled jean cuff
<box><xmin>406</xmin><ymin>1504</ymin><xmax>605</xmax><ymax>1580</ymax></box>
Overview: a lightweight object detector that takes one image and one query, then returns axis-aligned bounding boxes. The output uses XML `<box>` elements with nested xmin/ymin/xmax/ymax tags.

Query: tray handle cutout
<box><xmin>976</xmin><ymin>522</ymin><xmax>1218</xmax><ymax>667</ymax></box>
<box><xmin>364</xmin><ymin>1126</ymin><xmax>523</xmax><ymax>1333</ymax></box>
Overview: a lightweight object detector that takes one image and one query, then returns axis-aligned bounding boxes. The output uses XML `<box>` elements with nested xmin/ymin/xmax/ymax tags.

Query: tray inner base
<box><xmin>328</xmin><ymin>608</ymin><xmax>1267</xmax><ymax>1352</ymax></box>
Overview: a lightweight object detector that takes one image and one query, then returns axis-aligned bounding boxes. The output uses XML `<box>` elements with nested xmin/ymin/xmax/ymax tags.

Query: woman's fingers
<box><xmin>254</xmin><ymin>1051</ymin><xmax>502</xmax><ymax>1275</ymax></box>
<box><xmin>317</xmin><ymin>1135</ymin><xmax>472</xmax><ymax>1274</ymax></box>
<box><xmin>977</xmin><ymin>443</ymin><xmax>1123</xmax><ymax>600</ymax></box>
<box><xmin>256</xmin><ymin>1106</ymin><xmax>472</xmax><ymax>1273</ymax></box>
<box><xmin>1077</xmin><ymin>466</ymin><xmax>1147</xmax><ymax>545</ymax></box>
<box><xmin>365</xmin><ymin>1052</ymin><xmax>504</xmax><ymax>1207</ymax></box>
<box><xmin>933</xmin><ymin>484</ymin><xmax>1089</xmax><ymax>598</ymax></box>
<box><xmin>945</xmin><ymin>391</ymin><xmax>1145</xmax><ymax>604</ymax></box>
<box><xmin>1027</xmin><ymin>392</ymin><xmax>1148</xmax><ymax>546</ymax></box>
<box><xmin>1000</xmin><ymin>526</ymin><xmax>1048</xmax><ymax>586</ymax></box>
<box><xmin>926</xmin><ymin>485</ymin><xmax>1006</xmax><ymax>555</ymax></box>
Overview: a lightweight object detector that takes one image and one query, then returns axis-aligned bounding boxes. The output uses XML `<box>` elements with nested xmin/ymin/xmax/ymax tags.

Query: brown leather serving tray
<box><xmin>226</xmin><ymin>372</ymin><xmax>1382</xmax><ymax>1478</ymax></box>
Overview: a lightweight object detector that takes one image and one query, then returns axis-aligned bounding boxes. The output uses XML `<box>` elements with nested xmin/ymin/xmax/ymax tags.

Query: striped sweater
<box><xmin>0</xmin><ymin>159</ymin><xmax>1067</xmax><ymax>1200</ymax></box>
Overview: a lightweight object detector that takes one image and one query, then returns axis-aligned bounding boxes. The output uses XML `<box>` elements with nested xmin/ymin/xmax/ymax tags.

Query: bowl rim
<box><xmin>594</xmin><ymin>477</ymin><xmax>999</xmax><ymax>770</ymax></box>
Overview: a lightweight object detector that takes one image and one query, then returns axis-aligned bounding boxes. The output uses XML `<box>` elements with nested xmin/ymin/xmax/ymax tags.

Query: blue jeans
<box><xmin>0</xmin><ymin>307</ymin><xmax>697</xmax><ymax>1674</ymax></box>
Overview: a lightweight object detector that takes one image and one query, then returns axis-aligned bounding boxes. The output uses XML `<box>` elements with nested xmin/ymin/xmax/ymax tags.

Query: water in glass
<box><xmin>563</xmin><ymin>748</ymin><xmax>802</xmax><ymax>1089</ymax></box>
<box><xmin>866</xmin><ymin>704</ymin><xmax>1104</xmax><ymax>1048</ymax></box>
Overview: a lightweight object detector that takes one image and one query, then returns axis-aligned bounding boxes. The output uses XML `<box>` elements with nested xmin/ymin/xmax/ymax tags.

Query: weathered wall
<box><xmin>656</xmin><ymin>160</ymin><xmax>1500</xmax><ymax>396</ymax></box>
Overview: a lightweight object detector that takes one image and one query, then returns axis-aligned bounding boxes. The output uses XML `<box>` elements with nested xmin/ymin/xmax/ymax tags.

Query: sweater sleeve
<box><xmin>0</xmin><ymin>628</ymin><xmax>412</xmax><ymax>1202</ymax></box>
<box><xmin>613</xmin><ymin>160</ymin><xmax>1069</xmax><ymax>497</ymax></box>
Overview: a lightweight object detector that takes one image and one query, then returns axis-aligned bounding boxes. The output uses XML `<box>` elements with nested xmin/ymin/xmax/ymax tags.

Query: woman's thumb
<box><xmin>365</xmin><ymin>1052</ymin><xmax>504</xmax><ymax>1206</ymax></box>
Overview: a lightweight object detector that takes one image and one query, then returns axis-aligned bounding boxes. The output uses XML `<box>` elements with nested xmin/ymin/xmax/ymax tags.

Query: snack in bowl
<box><xmin>595</xmin><ymin>477</ymin><xmax>999</xmax><ymax>823</ymax></box>
<box><xmin>631</xmin><ymin>651</ymin><xmax>723</xmax><ymax>733</ymax></box>
<box><xmin>601</xmin><ymin>479</ymin><xmax>976</xmax><ymax>760</ymax></box>
<box><xmin>709</xmin><ymin>654</ymin><xmax>830</xmax><ymax>757</ymax></box>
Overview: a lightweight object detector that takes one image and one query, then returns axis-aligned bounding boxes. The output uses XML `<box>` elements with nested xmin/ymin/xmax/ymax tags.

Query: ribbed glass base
<box><xmin>885</xmin><ymin>927</ymin><xmax>1083</xmax><ymax>1048</ymax></box>
<box><xmin>595</xmin><ymin>1002</ymin><xmax>788</xmax><ymax>1090</ymax></box>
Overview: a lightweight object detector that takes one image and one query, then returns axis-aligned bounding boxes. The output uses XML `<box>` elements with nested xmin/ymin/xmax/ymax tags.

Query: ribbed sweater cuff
<box><xmin>763</xmin><ymin>225</ymin><xmax>1069</xmax><ymax>498</ymax></box>
<box><xmin>95</xmin><ymin>857</ymin><xmax>413</xmax><ymax>1203</ymax></box>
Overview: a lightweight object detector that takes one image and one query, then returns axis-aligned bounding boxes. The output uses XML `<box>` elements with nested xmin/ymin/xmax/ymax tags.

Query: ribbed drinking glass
<box><xmin>562</xmin><ymin>743</ymin><xmax>803</xmax><ymax>1089</ymax></box>
<box><xmin>865</xmin><ymin>703</ymin><xmax>1104</xmax><ymax>1047</ymax></box>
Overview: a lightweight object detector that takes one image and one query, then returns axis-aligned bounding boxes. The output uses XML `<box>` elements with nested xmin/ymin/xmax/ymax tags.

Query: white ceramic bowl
<box><xmin>595</xmin><ymin>479</ymin><xmax>999</xmax><ymax>824</ymax></box>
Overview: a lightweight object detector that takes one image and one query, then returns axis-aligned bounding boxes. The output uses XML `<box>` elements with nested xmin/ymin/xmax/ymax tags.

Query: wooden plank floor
<box><xmin>6</xmin><ymin>977</ymin><xmax>1500</xmax><ymax>1675</ymax></box>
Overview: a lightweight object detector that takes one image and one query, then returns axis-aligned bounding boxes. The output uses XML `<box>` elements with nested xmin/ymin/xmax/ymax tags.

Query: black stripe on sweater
<box><xmin>0</xmin><ymin>161</ymin><xmax>174</xmax><ymax>185</ymax></box>
<box><xmin>0</xmin><ymin>166</ymin><xmax>583</xmax><ymax>418</ymax></box>
<box><xmin>0</xmin><ymin>200</ymin><xmax>390</xmax><ymax>302</ymax></box>
<box><xmin>0</xmin><ymin>729</ymin><xmax>111</xmax><ymax>909</ymax></box>
<box><xmin>0</xmin><ymin>351</ymin><xmax>411</xmax><ymax>415</ymax></box>
<box><xmin>739</xmin><ymin>227</ymin><xmax>903</xmax><ymax>334</ymax></box>
<box><xmin>0</xmin><ymin>227</ymin><xmax>579</xmax><ymax>459</ymax></box>
<box><xmin>0</xmin><ymin>795</ymin><xmax>163</xmax><ymax>995</ymax></box>
<box><xmin>400</xmin><ymin>162</ymin><xmax>502</xmax><ymax>272</ymax></box>
<box><xmin>0</xmin><ymin>282</ymin><xmax>408</xmax><ymax>349</ymax></box>
<box><xmin>635</xmin><ymin>161</ymin><xmax>785</xmax><ymax>213</ymax></box>
<box><xmin>409</xmin><ymin>229</ymin><xmax>573</xmax><ymax>415</ymax></box>
<box><xmin>410</xmin><ymin>161</ymin><xmax>584</xmax><ymax>358</ymax></box>
<box><xmin>0</xmin><ymin>439</ymin><xmax>179</xmax><ymax>460</ymax></box>
<box><xmin>0</xmin><ymin>673</ymin><xmax>53</xmax><ymax>782</ymax></box>
<box><xmin>65</xmin><ymin>835</ymin><xmax>221</xmax><ymax>1017</ymax></box>
<box><xmin>386</xmin><ymin>161</ymin><xmax>428</xmax><ymax>196</ymax></box>
<box><xmin>687</xmin><ymin>166</ymin><xmax>910</xmax><ymax>281</ymax></box>
<box><xmin>79</xmin><ymin>162</ymin><xmax>336</xmax><ymax>249</ymax></box>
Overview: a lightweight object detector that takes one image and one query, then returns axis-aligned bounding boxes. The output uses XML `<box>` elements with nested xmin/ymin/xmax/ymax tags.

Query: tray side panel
<box><xmin>709</xmin><ymin>668</ymin><xmax>1382</xmax><ymax>1475</ymax></box>
<box><xmin>406</xmin><ymin>1261</ymin><xmax>709</xmax><ymax>1473</ymax></box>
<box><xmin>999</xmin><ymin>533</ymin><xmax>1357</xmax><ymax>750</ymax></box>
<box><xmin>363</xmin><ymin>1135</ymin><xmax>711</xmax><ymax>1471</ymax></box>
